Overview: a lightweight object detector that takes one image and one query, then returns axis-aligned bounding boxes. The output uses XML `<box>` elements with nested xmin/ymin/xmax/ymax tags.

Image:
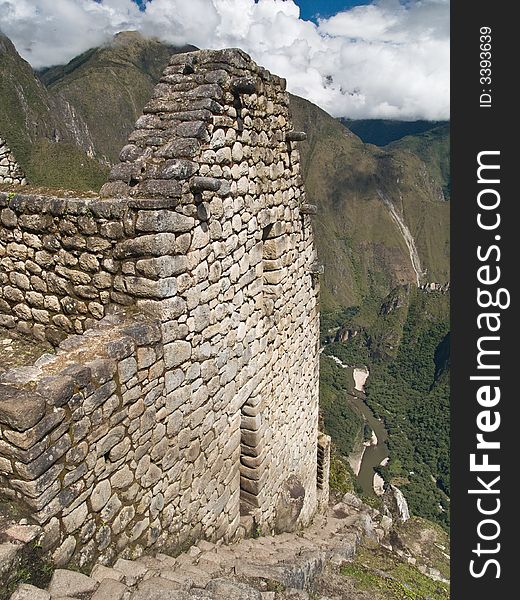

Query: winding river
<box><xmin>327</xmin><ymin>355</ymin><xmax>390</xmax><ymax>495</ymax></box>
<box><xmin>348</xmin><ymin>389</ymin><xmax>389</xmax><ymax>496</ymax></box>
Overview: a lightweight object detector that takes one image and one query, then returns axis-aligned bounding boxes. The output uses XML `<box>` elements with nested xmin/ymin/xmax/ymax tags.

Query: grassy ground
<box><xmin>340</xmin><ymin>544</ymin><xmax>449</xmax><ymax>600</ymax></box>
<box><xmin>0</xmin><ymin>327</ymin><xmax>54</xmax><ymax>374</ymax></box>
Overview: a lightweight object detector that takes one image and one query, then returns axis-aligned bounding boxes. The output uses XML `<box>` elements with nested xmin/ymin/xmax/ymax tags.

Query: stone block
<box><xmin>155</xmin><ymin>138</ymin><xmax>200</xmax><ymax>159</ymax></box>
<box><xmin>63</xmin><ymin>502</ymin><xmax>88</xmax><ymax>533</ymax></box>
<box><xmin>0</xmin><ymin>385</ymin><xmax>46</xmax><ymax>431</ymax></box>
<box><xmin>91</xmin><ymin>479</ymin><xmax>112</xmax><ymax>511</ymax></box>
<box><xmin>91</xmin><ymin>579</ymin><xmax>128</xmax><ymax>600</ymax></box>
<box><xmin>262</xmin><ymin>236</ymin><xmax>288</xmax><ymax>260</ymax></box>
<box><xmin>125</xmin><ymin>276</ymin><xmax>178</xmax><ymax>299</ymax></box>
<box><xmin>10</xmin><ymin>585</ymin><xmax>50</xmax><ymax>600</ymax></box>
<box><xmin>14</xmin><ymin>435</ymin><xmax>71</xmax><ymax>480</ymax></box>
<box><xmin>4</xmin><ymin>408</ymin><xmax>65</xmax><ymax>450</ymax></box>
<box><xmin>136</xmin><ymin>210</ymin><xmax>194</xmax><ymax>233</ymax></box>
<box><xmin>115</xmin><ymin>233</ymin><xmax>177</xmax><ymax>258</ymax></box>
<box><xmin>164</xmin><ymin>340</ymin><xmax>192</xmax><ymax>368</ymax></box>
<box><xmin>10</xmin><ymin>462</ymin><xmax>63</xmax><ymax>499</ymax></box>
<box><xmin>90</xmin><ymin>564</ymin><xmax>125</xmax><ymax>583</ymax></box>
<box><xmin>113</xmin><ymin>558</ymin><xmax>148</xmax><ymax>586</ymax></box>
<box><xmin>111</xmin><ymin>465</ymin><xmax>134</xmax><ymax>490</ymax></box>
<box><xmin>158</xmin><ymin>159</ymin><xmax>199</xmax><ymax>181</ymax></box>
<box><xmin>48</xmin><ymin>570</ymin><xmax>97</xmax><ymax>597</ymax></box>
<box><xmin>190</xmin><ymin>176</ymin><xmax>221</xmax><ymax>193</ymax></box>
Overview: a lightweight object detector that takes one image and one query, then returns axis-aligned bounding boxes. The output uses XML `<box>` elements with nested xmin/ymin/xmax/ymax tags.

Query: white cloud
<box><xmin>0</xmin><ymin>0</ymin><xmax>449</xmax><ymax>120</ymax></box>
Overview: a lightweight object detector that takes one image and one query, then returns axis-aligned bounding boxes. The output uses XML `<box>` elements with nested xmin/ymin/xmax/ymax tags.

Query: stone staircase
<box><xmin>9</xmin><ymin>494</ymin><xmax>390</xmax><ymax>600</ymax></box>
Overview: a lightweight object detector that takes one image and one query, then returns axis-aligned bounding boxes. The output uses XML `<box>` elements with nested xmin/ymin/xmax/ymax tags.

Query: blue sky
<box><xmin>290</xmin><ymin>1</ymin><xmax>370</xmax><ymax>22</ymax></box>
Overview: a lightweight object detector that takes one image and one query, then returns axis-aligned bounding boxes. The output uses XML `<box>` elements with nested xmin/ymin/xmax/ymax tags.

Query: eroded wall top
<box><xmin>101</xmin><ymin>48</ymin><xmax>301</xmax><ymax>203</ymax></box>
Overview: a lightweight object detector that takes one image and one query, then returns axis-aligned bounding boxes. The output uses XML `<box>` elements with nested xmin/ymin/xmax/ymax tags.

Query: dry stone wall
<box><xmin>0</xmin><ymin>312</ymin><xmax>241</xmax><ymax>568</ymax></box>
<box><xmin>0</xmin><ymin>138</ymin><xmax>26</xmax><ymax>185</ymax></box>
<box><xmin>0</xmin><ymin>48</ymin><xmax>323</xmax><ymax>569</ymax></box>
<box><xmin>0</xmin><ymin>194</ymin><xmax>142</xmax><ymax>344</ymax></box>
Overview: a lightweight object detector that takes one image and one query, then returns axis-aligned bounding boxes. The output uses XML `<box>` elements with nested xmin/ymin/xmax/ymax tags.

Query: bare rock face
<box><xmin>383</xmin><ymin>484</ymin><xmax>410</xmax><ymax>523</ymax></box>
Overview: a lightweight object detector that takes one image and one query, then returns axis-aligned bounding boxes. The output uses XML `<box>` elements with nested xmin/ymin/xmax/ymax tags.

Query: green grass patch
<box><xmin>341</xmin><ymin>546</ymin><xmax>449</xmax><ymax>600</ymax></box>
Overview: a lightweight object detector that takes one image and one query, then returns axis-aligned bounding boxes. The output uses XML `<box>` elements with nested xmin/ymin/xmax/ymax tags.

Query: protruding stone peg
<box><xmin>231</xmin><ymin>77</ymin><xmax>257</xmax><ymax>95</ymax></box>
<box><xmin>309</xmin><ymin>263</ymin><xmax>324</xmax><ymax>276</ymax></box>
<box><xmin>286</xmin><ymin>131</ymin><xmax>307</xmax><ymax>142</ymax></box>
<box><xmin>182</xmin><ymin>63</ymin><xmax>195</xmax><ymax>74</ymax></box>
<box><xmin>300</xmin><ymin>204</ymin><xmax>317</xmax><ymax>215</ymax></box>
<box><xmin>190</xmin><ymin>177</ymin><xmax>221</xmax><ymax>193</ymax></box>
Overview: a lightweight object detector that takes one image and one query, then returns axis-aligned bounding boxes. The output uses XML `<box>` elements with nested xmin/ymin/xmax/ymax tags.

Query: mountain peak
<box><xmin>112</xmin><ymin>30</ymin><xmax>145</xmax><ymax>43</ymax></box>
<box><xmin>0</xmin><ymin>30</ymin><xmax>19</xmax><ymax>56</ymax></box>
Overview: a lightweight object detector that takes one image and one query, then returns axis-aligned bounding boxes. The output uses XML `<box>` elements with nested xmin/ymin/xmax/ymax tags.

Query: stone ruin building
<box><xmin>0</xmin><ymin>48</ymin><xmax>329</xmax><ymax>570</ymax></box>
<box><xmin>0</xmin><ymin>137</ymin><xmax>26</xmax><ymax>185</ymax></box>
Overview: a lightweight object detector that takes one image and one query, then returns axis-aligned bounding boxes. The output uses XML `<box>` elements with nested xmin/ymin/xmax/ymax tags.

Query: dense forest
<box><xmin>321</xmin><ymin>287</ymin><xmax>450</xmax><ymax>529</ymax></box>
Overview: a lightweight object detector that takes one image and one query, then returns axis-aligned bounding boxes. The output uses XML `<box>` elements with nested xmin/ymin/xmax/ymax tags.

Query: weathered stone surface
<box><xmin>115</xmin><ymin>233</ymin><xmax>177</xmax><ymax>258</ymax></box>
<box><xmin>0</xmin><ymin>385</ymin><xmax>46</xmax><ymax>431</ymax></box>
<box><xmin>90</xmin><ymin>564</ymin><xmax>125</xmax><ymax>583</ymax></box>
<box><xmin>9</xmin><ymin>584</ymin><xmax>51</xmax><ymax>600</ymax></box>
<box><xmin>135</xmin><ymin>179</ymin><xmax>182</xmax><ymax>199</ymax></box>
<box><xmin>0</xmin><ymin>543</ymin><xmax>18</xmax><ymax>576</ymax></box>
<box><xmin>300</xmin><ymin>204</ymin><xmax>317</xmax><ymax>215</ymax></box>
<box><xmin>231</xmin><ymin>76</ymin><xmax>258</xmax><ymax>94</ymax></box>
<box><xmin>99</xmin><ymin>181</ymin><xmax>130</xmax><ymax>198</ymax></box>
<box><xmin>48</xmin><ymin>570</ymin><xmax>97</xmax><ymax>597</ymax></box>
<box><xmin>286</xmin><ymin>131</ymin><xmax>307</xmax><ymax>142</ymax></box>
<box><xmin>136</xmin><ymin>210</ymin><xmax>194</xmax><ymax>233</ymax></box>
<box><xmin>0</xmin><ymin>48</ymin><xmax>320</xmax><ymax>574</ymax></box>
<box><xmin>113</xmin><ymin>559</ymin><xmax>148</xmax><ymax>586</ymax></box>
<box><xmin>158</xmin><ymin>159</ymin><xmax>198</xmax><ymax>180</ymax></box>
<box><xmin>129</xmin><ymin>578</ymin><xmax>188</xmax><ymax>600</ymax></box>
<box><xmin>164</xmin><ymin>340</ymin><xmax>191</xmax><ymax>368</ymax></box>
<box><xmin>91</xmin><ymin>480</ymin><xmax>112</xmax><ymax>511</ymax></box>
<box><xmin>190</xmin><ymin>177</ymin><xmax>221</xmax><ymax>193</ymax></box>
<box><xmin>108</xmin><ymin>162</ymin><xmax>141</xmax><ymax>183</ymax></box>
<box><xmin>14</xmin><ymin>435</ymin><xmax>70</xmax><ymax>480</ymax></box>
<box><xmin>155</xmin><ymin>138</ymin><xmax>200</xmax><ymax>159</ymax></box>
<box><xmin>4</xmin><ymin>524</ymin><xmax>41</xmax><ymax>543</ymax></box>
<box><xmin>120</xmin><ymin>144</ymin><xmax>144</xmax><ymax>162</ymax></box>
<box><xmin>4</xmin><ymin>409</ymin><xmax>65</xmax><ymax>450</ymax></box>
<box><xmin>62</xmin><ymin>502</ymin><xmax>88</xmax><ymax>533</ymax></box>
<box><xmin>110</xmin><ymin>465</ymin><xmax>133</xmax><ymax>489</ymax></box>
<box><xmin>274</xmin><ymin>476</ymin><xmax>306</xmax><ymax>534</ymax></box>
<box><xmin>91</xmin><ymin>579</ymin><xmax>128</xmax><ymax>600</ymax></box>
<box><xmin>35</xmin><ymin>376</ymin><xmax>75</xmax><ymax>408</ymax></box>
<box><xmin>207</xmin><ymin>579</ymin><xmax>263</xmax><ymax>600</ymax></box>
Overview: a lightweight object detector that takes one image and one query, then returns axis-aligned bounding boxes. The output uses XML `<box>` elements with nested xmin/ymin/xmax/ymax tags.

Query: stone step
<box><xmin>113</xmin><ymin>558</ymin><xmax>149</xmax><ymax>586</ymax></box>
<box><xmin>129</xmin><ymin>576</ymin><xmax>191</xmax><ymax>600</ymax></box>
<box><xmin>8</xmin><ymin>500</ymin><xmax>381</xmax><ymax>600</ymax></box>
<box><xmin>154</xmin><ymin>553</ymin><xmax>179</xmax><ymax>568</ymax></box>
<box><xmin>192</xmin><ymin>556</ymin><xmax>223</xmax><ymax>575</ymax></box>
<box><xmin>175</xmin><ymin>552</ymin><xmax>200</xmax><ymax>568</ymax></box>
<box><xmin>196</xmin><ymin>540</ymin><xmax>216</xmax><ymax>553</ymax></box>
<box><xmin>90</xmin><ymin>578</ymin><xmax>129</xmax><ymax>600</ymax></box>
<box><xmin>161</xmin><ymin>564</ymin><xmax>214</xmax><ymax>588</ymax></box>
<box><xmin>47</xmin><ymin>569</ymin><xmax>98</xmax><ymax>598</ymax></box>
